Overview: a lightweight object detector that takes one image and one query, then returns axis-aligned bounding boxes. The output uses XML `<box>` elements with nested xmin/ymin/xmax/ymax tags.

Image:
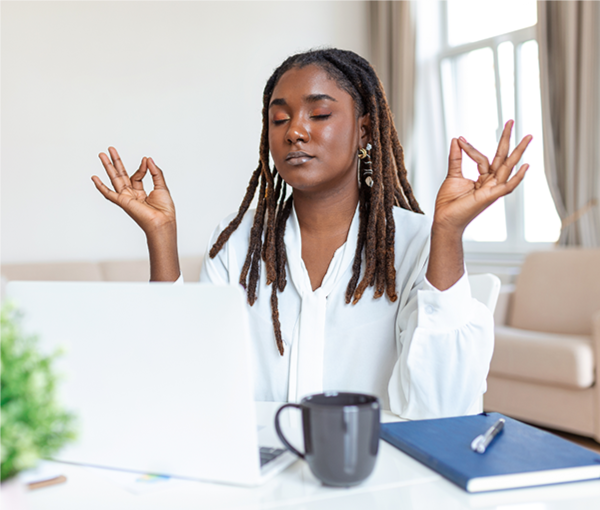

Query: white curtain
<box><xmin>369</xmin><ymin>0</ymin><xmax>447</xmax><ymax>215</ymax></box>
<box><xmin>411</xmin><ymin>0</ymin><xmax>447</xmax><ymax>216</ymax></box>
<box><xmin>538</xmin><ymin>1</ymin><xmax>600</xmax><ymax>247</ymax></box>
<box><xmin>369</xmin><ymin>1</ymin><xmax>417</xmax><ymax>174</ymax></box>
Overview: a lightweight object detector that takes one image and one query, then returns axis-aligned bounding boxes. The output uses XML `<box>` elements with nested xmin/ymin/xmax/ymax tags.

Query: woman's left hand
<box><xmin>433</xmin><ymin>120</ymin><xmax>532</xmax><ymax>235</ymax></box>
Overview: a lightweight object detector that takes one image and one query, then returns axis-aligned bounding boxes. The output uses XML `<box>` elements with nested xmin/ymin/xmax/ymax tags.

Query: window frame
<box><xmin>438</xmin><ymin>4</ymin><xmax>557</xmax><ymax>257</ymax></box>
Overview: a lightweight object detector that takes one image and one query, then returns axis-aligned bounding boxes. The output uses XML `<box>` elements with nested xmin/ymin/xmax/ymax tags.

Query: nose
<box><xmin>286</xmin><ymin>117</ymin><xmax>309</xmax><ymax>144</ymax></box>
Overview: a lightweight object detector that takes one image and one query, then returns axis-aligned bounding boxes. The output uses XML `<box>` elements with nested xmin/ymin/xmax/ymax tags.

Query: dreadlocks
<box><xmin>209</xmin><ymin>48</ymin><xmax>422</xmax><ymax>356</ymax></box>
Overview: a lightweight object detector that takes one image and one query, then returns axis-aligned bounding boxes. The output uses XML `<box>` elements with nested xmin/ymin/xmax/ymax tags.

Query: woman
<box><xmin>92</xmin><ymin>49</ymin><xmax>531</xmax><ymax>419</ymax></box>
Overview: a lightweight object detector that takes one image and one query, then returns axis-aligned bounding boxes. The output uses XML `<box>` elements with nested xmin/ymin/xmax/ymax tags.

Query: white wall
<box><xmin>1</xmin><ymin>1</ymin><xmax>369</xmax><ymax>263</ymax></box>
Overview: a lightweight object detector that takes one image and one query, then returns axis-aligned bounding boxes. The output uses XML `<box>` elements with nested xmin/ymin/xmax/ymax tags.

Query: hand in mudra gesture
<box><xmin>433</xmin><ymin>120</ymin><xmax>532</xmax><ymax>234</ymax></box>
<box><xmin>92</xmin><ymin>147</ymin><xmax>176</xmax><ymax>235</ymax></box>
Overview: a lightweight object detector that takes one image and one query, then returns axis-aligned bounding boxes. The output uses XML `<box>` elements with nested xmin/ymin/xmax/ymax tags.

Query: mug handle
<box><xmin>274</xmin><ymin>403</ymin><xmax>305</xmax><ymax>459</ymax></box>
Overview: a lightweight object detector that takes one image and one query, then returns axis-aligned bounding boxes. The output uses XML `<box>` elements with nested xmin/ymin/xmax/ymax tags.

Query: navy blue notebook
<box><xmin>381</xmin><ymin>412</ymin><xmax>600</xmax><ymax>492</ymax></box>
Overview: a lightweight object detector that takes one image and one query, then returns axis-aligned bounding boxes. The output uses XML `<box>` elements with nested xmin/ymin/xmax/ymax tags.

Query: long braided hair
<box><xmin>209</xmin><ymin>48</ymin><xmax>422</xmax><ymax>355</ymax></box>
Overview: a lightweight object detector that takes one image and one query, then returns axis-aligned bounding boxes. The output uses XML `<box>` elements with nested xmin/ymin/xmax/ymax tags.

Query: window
<box><xmin>439</xmin><ymin>0</ymin><xmax>561</xmax><ymax>252</ymax></box>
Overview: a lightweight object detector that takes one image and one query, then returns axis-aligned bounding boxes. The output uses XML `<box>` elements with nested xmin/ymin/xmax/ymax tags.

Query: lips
<box><xmin>285</xmin><ymin>151</ymin><xmax>314</xmax><ymax>166</ymax></box>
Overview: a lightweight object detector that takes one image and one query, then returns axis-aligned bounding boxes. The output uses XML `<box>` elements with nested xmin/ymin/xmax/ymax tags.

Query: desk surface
<box><xmin>24</xmin><ymin>403</ymin><xmax>600</xmax><ymax>510</ymax></box>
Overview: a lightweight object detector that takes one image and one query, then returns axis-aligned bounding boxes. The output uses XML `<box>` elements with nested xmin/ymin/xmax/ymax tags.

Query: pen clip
<box><xmin>471</xmin><ymin>418</ymin><xmax>505</xmax><ymax>454</ymax></box>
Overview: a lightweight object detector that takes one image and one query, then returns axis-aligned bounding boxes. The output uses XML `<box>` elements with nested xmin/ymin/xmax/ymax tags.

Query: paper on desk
<box><xmin>20</xmin><ymin>461</ymin><xmax>65</xmax><ymax>485</ymax></box>
<box><xmin>84</xmin><ymin>465</ymin><xmax>192</xmax><ymax>495</ymax></box>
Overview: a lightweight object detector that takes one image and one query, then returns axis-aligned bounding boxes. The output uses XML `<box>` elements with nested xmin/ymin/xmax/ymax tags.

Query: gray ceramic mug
<box><xmin>274</xmin><ymin>392</ymin><xmax>380</xmax><ymax>486</ymax></box>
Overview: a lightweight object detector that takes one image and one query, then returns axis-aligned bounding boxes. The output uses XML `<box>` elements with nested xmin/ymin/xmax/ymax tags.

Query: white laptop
<box><xmin>5</xmin><ymin>281</ymin><xmax>297</xmax><ymax>486</ymax></box>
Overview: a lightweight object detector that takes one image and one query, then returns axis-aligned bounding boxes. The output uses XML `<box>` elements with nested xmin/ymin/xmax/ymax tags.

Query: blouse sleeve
<box><xmin>388</xmin><ymin>257</ymin><xmax>495</xmax><ymax>420</ymax></box>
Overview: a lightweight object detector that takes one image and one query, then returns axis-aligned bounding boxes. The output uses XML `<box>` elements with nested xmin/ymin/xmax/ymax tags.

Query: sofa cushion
<box><xmin>491</xmin><ymin>326</ymin><xmax>595</xmax><ymax>389</ymax></box>
<box><xmin>1</xmin><ymin>262</ymin><xmax>103</xmax><ymax>282</ymax></box>
<box><xmin>1</xmin><ymin>256</ymin><xmax>204</xmax><ymax>283</ymax></box>
<box><xmin>179</xmin><ymin>256</ymin><xmax>203</xmax><ymax>283</ymax></box>
<box><xmin>99</xmin><ymin>259</ymin><xmax>150</xmax><ymax>282</ymax></box>
<box><xmin>509</xmin><ymin>249</ymin><xmax>600</xmax><ymax>335</ymax></box>
<box><xmin>99</xmin><ymin>256</ymin><xmax>203</xmax><ymax>282</ymax></box>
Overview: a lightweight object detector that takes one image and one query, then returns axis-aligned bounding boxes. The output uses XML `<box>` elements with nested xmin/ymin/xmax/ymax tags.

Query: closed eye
<box><xmin>311</xmin><ymin>114</ymin><xmax>332</xmax><ymax>120</ymax></box>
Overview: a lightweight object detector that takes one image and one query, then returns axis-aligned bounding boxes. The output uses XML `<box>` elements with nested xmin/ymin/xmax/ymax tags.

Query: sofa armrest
<box><xmin>593</xmin><ymin>309</ymin><xmax>600</xmax><ymax>355</ymax></box>
<box><xmin>493</xmin><ymin>284</ymin><xmax>515</xmax><ymax>327</ymax></box>
<box><xmin>593</xmin><ymin>309</ymin><xmax>600</xmax><ymax>441</ymax></box>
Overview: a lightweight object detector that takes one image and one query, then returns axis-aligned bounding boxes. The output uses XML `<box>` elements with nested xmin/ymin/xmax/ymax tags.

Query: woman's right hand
<box><xmin>92</xmin><ymin>147</ymin><xmax>176</xmax><ymax>235</ymax></box>
<box><xmin>93</xmin><ymin>147</ymin><xmax>181</xmax><ymax>281</ymax></box>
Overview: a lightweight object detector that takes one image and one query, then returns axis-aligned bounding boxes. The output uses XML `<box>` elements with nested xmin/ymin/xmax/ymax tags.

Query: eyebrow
<box><xmin>269</xmin><ymin>93</ymin><xmax>338</xmax><ymax>108</ymax></box>
<box><xmin>305</xmin><ymin>93</ymin><xmax>337</xmax><ymax>103</ymax></box>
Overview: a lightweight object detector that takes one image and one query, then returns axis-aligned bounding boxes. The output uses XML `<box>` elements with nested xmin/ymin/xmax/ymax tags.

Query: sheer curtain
<box><xmin>411</xmin><ymin>0</ymin><xmax>447</xmax><ymax>216</ymax></box>
<box><xmin>369</xmin><ymin>1</ymin><xmax>417</xmax><ymax>176</ymax></box>
<box><xmin>538</xmin><ymin>1</ymin><xmax>600</xmax><ymax>247</ymax></box>
<box><xmin>369</xmin><ymin>0</ymin><xmax>446</xmax><ymax>215</ymax></box>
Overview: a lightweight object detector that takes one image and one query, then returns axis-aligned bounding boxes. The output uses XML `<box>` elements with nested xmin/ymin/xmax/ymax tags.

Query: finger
<box><xmin>98</xmin><ymin>151</ymin><xmax>131</xmax><ymax>193</ymax></box>
<box><xmin>130</xmin><ymin>157</ymin><xmax>148</xmax><ymax>191</ymax></box>
<box><xmin>98</xmin><ymin>152</ymin><xmax>117</xmax><ymax>177</ymax></box>
<box><xmin>490</xmin><ymin>120</ymin><xmax>514</xmax><ymax>173</ymax></box>
<box><xmin>496</xmin><ymin>135</ymin><xmax>532</xmax><ymax>182</ymax></box>
<box><xmin>108</xmin><ymin>147</ymin><xmax>129</xmax><ymax>178</ymax></box>
<box><xmin>447</xmin><ymin>138</ymin><xmax>463</xmax><ymax>178</ymax></box>
<box><xmin>91</xmin><ymin>175</ymin><xmax>119</xmax><ymax>204</ymax></box>
<box><xmin>93</xmin><ymin>175</ymin><xmax>152</xmax><ymax>223</ymax></box>
<box><xmin>457</xmin><ymin>137</ymin><xmax>490</xmax><ymax>175</ymax></box>
<box><xmin>98</xmin><ymin>152</ymin><xmax>120</xmax><ymax>186</ymax></box>
<box><xmin>484</xmin><ymin>164</ymin><xmax>529</xmax><ymax>203</ymax></box>
<box><xmin>502</xmin><ymin>163</ymin><xmax>529</xmax><ymax>194</ymax></box>
<box><xmin>147</xmin><ymin>157</ymin><xmax>169</xmax><ymax>190</ymax></box>
<box><xmin>108</xmin><ymin>146</ymin><xmax>134</xmax><ymax>190</ymax></box>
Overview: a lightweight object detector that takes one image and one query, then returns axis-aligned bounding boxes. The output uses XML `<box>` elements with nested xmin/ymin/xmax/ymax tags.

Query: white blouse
<box><xmin>199</xmin><ymin>205</ymin><xmax>494</xmax><ymax>419</ymax></box>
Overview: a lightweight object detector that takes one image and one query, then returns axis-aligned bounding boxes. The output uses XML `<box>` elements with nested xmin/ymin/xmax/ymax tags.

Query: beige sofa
<box><xmin>1</xmin><ymin>257</ymin><xmax>204</xmax><ymax>284</ymax></box>
<box><xmin>485</xmin><ymin>249</ymin><xmax>600</xmax><ymax>442</ymax></box>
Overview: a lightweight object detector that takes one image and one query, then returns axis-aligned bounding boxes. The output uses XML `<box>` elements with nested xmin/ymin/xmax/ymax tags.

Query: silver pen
<box><xmin>470</xmin><ymin>418</ymin><xmax>505</xmax><ymax>454</ymax></box>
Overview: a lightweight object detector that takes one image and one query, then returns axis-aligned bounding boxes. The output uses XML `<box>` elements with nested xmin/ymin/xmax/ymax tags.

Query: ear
<box><xmin>358</xmin><ymin>113</ymin><xmax>372</xmax><ymax>147</ymax></box>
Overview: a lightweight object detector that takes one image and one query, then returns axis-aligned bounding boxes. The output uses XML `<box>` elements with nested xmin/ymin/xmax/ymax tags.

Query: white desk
<box><xmin>25</xmin><ymin>403</ymin><xmax>600</xmax><ymax>510</ymax></box>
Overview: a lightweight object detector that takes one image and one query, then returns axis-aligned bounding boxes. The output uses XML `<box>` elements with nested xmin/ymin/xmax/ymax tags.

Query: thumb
<box><xmin>447</xmin><ymin>138</ymin><xmax>463</xmax><ymax>178</ymax></box>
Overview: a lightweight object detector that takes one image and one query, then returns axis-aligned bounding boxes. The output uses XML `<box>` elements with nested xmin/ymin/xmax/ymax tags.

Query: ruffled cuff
<box><xmin>416</xmin><ymin>271</ymin><xmax>473</xmax><ymax>330</ymax></box>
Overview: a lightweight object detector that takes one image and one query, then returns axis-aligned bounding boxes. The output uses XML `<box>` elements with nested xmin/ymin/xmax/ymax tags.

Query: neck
<box><xmin>292</xmin><ymin>183</ymin><xmax>359</xmax><ymax>238</ymax></box>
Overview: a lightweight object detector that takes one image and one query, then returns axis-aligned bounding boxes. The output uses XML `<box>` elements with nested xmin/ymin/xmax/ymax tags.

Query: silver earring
<box><xmin>358</xmin><ymin>143</ymin><xmax>373</xmax><ymax>187</ymax></box>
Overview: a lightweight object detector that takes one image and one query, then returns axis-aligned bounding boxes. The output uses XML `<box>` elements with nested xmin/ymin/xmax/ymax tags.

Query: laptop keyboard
<box><xmin>259</xmin><ymin>447</ymin><xmax>286</xmax><ymax>467</ymax></box>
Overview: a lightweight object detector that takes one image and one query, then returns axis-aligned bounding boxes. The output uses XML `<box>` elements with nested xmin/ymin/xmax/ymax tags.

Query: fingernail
<box><xmin>459</xmin><ymin>136</ymin><xmax>466</xmax><ymax>142</ymax></box>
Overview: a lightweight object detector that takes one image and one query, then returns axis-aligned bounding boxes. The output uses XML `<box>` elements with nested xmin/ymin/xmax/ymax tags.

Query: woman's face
<box><xmin>268</xmin><ymin>65</ymin><xmax>370</xmax><ymax>196</ymax></box>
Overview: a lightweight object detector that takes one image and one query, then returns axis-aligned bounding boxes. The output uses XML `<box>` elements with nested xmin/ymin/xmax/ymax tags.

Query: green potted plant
<box><xmin>1</xmin><ymin>302</ymin><xmax>76</xmax><ymax>504</ymax></box>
